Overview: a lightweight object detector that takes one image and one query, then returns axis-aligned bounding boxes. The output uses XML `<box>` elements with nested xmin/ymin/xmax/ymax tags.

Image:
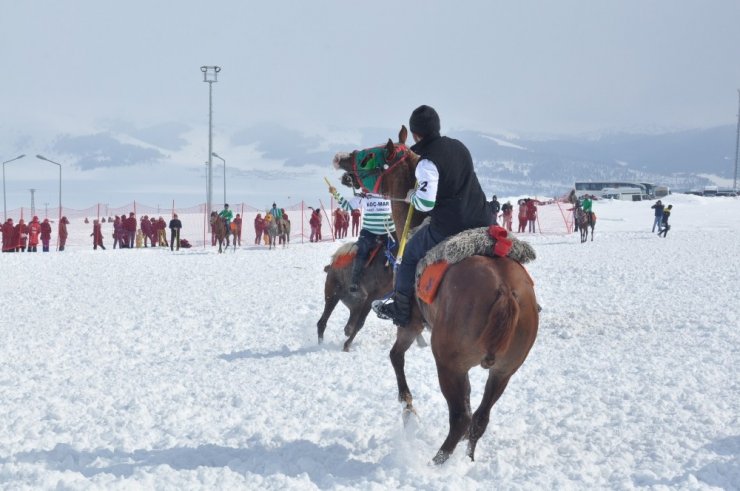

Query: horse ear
<box><xmin>399</xmin><ymin>125</ymin><xmax>408</xmax><ymax>144</ymax></box>
<box><xmin>385</xmin><ymin>138</ymin><xmax>394</xmax><ymax>158</ymax></box>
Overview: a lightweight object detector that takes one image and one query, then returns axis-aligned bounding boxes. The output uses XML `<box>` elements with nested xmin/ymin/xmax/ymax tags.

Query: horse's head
<box><xmin>332</xmin><ymin>126</ymin><xmax>418</xmax><ymax>196</ymax></box>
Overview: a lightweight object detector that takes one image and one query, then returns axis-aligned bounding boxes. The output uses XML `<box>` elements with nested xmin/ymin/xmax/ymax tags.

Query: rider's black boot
<box><xmin>349</xmin><ymin>260</ymin><xmax>363</xmax><ymax>294</ymax></box>
<box><xmin>373</xmin><ymin>292</ymin><xmax>412</xmax><ymax>327</ymax></box>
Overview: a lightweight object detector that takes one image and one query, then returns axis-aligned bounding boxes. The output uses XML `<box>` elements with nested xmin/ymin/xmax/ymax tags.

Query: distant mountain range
<box><xmin>446</xmin><ymin>125</ymin><xmax>738</xmax><ymax>197</ymax></box>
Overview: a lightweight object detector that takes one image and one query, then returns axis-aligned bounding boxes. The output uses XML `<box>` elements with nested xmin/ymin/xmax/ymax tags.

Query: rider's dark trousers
<box><xmin>394</xmin><ymin>224</ymin><xmax>445</xmax><ymax>298</ymax></box>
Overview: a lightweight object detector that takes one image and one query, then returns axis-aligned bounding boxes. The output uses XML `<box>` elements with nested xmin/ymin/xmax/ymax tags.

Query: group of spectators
<box><xmin>86</xmin><ymin>212</ymin><xmax>184</xmax><ymax>251</ymax></box>
<box><xmin>488</xmin><ymin>194</ymin><xmax>541</xmax><ymax>233</ymax></box>
<box><xmin>332</xmin><ymin>208</ymin><xmax>361</xmax><ymax>239</ymax></box>
<box><xmin>252</xmin><ymin>203</ymin><xmax>289</xmax><ymax>245</ymax></box>
<box><xmin>2</xmin><ymin>215</ymin><xmax>69</xmax><ymax>252</ymax></box>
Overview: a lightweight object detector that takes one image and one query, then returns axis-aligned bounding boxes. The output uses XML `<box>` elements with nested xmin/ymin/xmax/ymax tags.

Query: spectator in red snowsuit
<box><xmin>351</xmin><ymin>208</ymin><xmax>361</xmax><ymax>237</ymax></box>
<box><xmin>141</xmin><ymin>215</ymin><xmax>153</xmax><ymax>247</ymax></box>
<box><xmin>526</xmin><ymin>199</ymin><xmax>538</xmax><ymax>233</ymax></box>
<box><xmin>309</xmin><ymin>209</ymin><xmax>321</xmax><ymax>242</ymax></box>
<box><xmin>27</xmin><ymin>216</ymin><xmax>41</xmax><ymax>252</ymax></box>
<box><xmin>254</xmin><ymin>213</ymin><xmax>264</xmax><ymax>245</ymax></box>
<box><xmin>40</xmin><ymin>218</ymin><xmax>52</xmax><ymax>252</ymax></box>
<box><xmin>112</xmin><ymin>216</ymin><xmax>122</xmax><ymax>249</ymax></box>
<box><xmin>15</xmin><ymin>219</ymin><xmax>28</xmax><ymax>252</ymax></box>
<box><xmin>2</xmin><ymin>218</ymin><xmax>15</xmax><ymax>252</ymax></box>
<box><xmin>124</xmin><ymin>212</ymin><xmax>137</xmax><ymax>248</ymax></box>
<box><xmin>342</xmin><ymin>210</ymin><xmax>350</xmax><ymax>238</ymax></box>
<box><xmin>333</xmin><ymin>209</ymin><xmax>345</xmax><ymax>239</ymax></box>
<box><xmin>58</xmin><ymin>216</ymin><xmax>69</xmax><ymax>251</ymax></box>
<box><xmin>233</xmin><ymin>213</ymin><xmax>243</xmax><ymax>246</ymax></box>
<box><xmin>517</xmin><ymin>200</ymin><xmax>528</xmax><ymax>233</ymax></box>
<box><xmin>91</xmin><ymin>219</ymin><xmax>105</xmax><ymax>250</ymax></box>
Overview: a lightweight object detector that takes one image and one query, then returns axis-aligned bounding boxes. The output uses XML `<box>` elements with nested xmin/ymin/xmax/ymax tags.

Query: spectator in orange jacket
<box><xmin>40</xmin><ymin>218</ymin><xmax>52</xmax><ymax>252</ymax></box>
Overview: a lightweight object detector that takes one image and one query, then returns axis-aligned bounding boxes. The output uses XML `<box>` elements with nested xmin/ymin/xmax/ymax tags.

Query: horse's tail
<box><xmin>479</xmin><ymin>285</ymin><xmax>520</xmax><ymax>369</ymax></box>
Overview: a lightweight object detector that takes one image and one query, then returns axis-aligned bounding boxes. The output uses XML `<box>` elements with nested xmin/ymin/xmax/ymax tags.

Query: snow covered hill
<box><xmin>0</xmin><ymin>194</ymin><xmax>738</xmax><ymax>489</ymax></box>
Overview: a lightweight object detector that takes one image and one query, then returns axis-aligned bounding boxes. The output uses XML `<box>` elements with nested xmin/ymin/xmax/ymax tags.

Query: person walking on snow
<box><xmin>374</xmin><ymin>105</ymin><xmax>492</xmax><ymax>327</ymax></box>
<box><xmin>58</xmin><ymin>216</ymin><xmax>69</xmax><ymax>251</ymax></box>
<box><xmin>658</xmin><ymin>204</ymin><xmax>672</xmax><ymax>237</ymax></box>
<box><xmin>169</xmin><ymin>213</ymin><xmax>182</xmax><ymax>251</ymax></box>
<box><xmin>651</xmin><ymin>200</ymin><xmax>664</xmax><ymax>233</ymax></box>
<box><xmin>91</xmin><ymin>219</ymin><xmax>106</xmax><ymax>250</ymax></box>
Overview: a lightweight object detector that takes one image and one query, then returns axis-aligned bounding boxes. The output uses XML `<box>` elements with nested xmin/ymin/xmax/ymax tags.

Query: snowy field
<box><xmin>0</xmin><ymin>194</ymin><xmax>738</xmax><ymax>490</ymax></box>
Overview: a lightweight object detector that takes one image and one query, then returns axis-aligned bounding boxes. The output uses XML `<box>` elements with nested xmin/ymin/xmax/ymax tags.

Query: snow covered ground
<box><xmin>0</xmin><ymin>194</ymin><xmax>738</xmax><ymax>490</ymax></box>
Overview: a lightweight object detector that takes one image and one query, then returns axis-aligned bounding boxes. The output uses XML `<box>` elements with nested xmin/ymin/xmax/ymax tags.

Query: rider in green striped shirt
<box><xmin>330</xmin><ymin>185</ymin><xmax>397</xmax><ymax>294</ymax></box>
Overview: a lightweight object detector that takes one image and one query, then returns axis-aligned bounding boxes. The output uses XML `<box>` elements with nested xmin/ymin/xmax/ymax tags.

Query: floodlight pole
<box><xmin>2</xmin><ymin>154</ymin><xmax>26</xmax><ymax>221</ymax></box>
<box><xmin>212</xmin><ymin>152</ymin><xmax>226</xmax><ymax>205</ymax></box>
<box><xmin>201</xmin><ymin>65</ymin><xmax>221</xmax><ymax>223</ymax></box>
<box><xmin>35</xmin><ymin>155</ymin><xmax>62</xmax><ymax>240</ymax></box>
<box><xmin>733</xmin><ymin>89</ymin><xmax>740</xmax><ymax>192</ymax></box>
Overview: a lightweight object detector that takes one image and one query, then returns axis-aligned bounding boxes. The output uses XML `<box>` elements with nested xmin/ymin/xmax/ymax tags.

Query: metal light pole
<box><xmin>3</xmin><ymin>154</ymin><xmax>26</xmax><ymax>221</ymax></box>
<box><xmin>212</xmin><ymin>152</ymin><xmax>226</xmax><ymax>205</ymax></box>
<box><xmin>733</xmin><ymin>89</ymin><xmax>740</xmax><ymax>192</ymax></box>
<box><xmin>201</xmin><ymin>65</ymin><xmax>221</xmax><ymax>222</ymax></box>
<box><xmin>29</xmin><ymin>189</ymin><xmax>36</xmax><ymax>216</ymax></box>
<box><xmin>35</xmin><ymin>155</ymin><xmax>62</xmax><ymax>245</ymax></box>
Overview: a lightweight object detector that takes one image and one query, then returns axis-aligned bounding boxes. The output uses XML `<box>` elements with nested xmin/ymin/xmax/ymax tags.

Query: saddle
<box><xmin>329</xmin><ymin>241</ymin><xmax>385</xmax><ymax>270</ymax></box>
<box><xmin>416</xmin><ymin>225</ymin><xmax>536</xmax><ymax>304</ymax></box>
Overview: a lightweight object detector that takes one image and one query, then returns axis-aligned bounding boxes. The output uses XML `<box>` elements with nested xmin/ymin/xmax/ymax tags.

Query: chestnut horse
<box><xmin>333</xmin><ymin>126</ymin><xmax>539</xmax><ymax>464</ymax></box>
<box><xmin>209</xmin><ymin>212</ymin><xmax>228</xmax><ymax>253</ymax></box>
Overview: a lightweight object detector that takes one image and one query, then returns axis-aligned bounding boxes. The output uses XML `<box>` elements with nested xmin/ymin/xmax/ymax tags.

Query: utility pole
<box><xmin>734</xmin><ymin>89</ymin><xmax>740</xmax><ymax>191</ymax></box>
<box><xmin>200</xmin><ymin>65</ymin><xmax>221</xmax><ymax>224</ymax></box>
<box><xmin>29</xmin><ymin>188</ymin><xmax>36</xmax><ymax>216</ymax></box>
<box><xmin>44</xmin><ymin>202</ymin><xmax>49</xmax><ymax>219</ymax></box>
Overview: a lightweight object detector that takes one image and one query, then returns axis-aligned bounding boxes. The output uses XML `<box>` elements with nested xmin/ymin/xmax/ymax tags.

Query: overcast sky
<box><xmin>2</xmin><ymin>0</ymin><xmax>740</xmax><ymax>209</ymax></box>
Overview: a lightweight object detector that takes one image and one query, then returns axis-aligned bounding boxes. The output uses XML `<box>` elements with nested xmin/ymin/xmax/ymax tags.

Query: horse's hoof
<box><xmin>432</xmin><ymin>450</ymin><xmax>450</xmax><ymax>465</ymax></box>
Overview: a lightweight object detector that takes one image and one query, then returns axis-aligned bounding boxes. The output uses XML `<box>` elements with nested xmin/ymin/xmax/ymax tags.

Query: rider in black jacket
<box><xmin>374</xmin><ymin>105</ymin><xmax>491</xmax><ymax>327</ymax></box>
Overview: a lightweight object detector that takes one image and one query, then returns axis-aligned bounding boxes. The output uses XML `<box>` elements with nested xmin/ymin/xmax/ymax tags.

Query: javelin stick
<box><xmin>396</xmin><ymin>182</ymin><xmax>417</xmax><ymax>262</ymax></box>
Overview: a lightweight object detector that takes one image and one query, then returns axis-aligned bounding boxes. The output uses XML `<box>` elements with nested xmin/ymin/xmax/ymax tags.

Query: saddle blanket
<box><xmin>416</xmin><ymin>225</ymin><xmax>536</xmax><ymax>304</ymax></box>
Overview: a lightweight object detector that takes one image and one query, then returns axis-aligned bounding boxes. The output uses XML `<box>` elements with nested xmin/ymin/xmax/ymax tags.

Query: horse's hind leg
<box><xmin>433</xmin><ymin>365</ymin><xmax>472</xmax><ymax>465</ymax></box>
<box><xmin>466</xmin><ymin>370</ymin><xmax>512</xmax><ymax>462</ymax></box>
<box><xmin>317</xmin><ymin>291</ymin><xmax>341</xmax><ymax>344</ymax></box>
<box><xmin>342</xmin><ymin>301</ymin><xmax>372</xmax><ymax>351</ymax></box>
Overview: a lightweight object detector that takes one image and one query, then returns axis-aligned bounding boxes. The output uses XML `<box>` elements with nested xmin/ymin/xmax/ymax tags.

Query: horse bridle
<box><xmin>343</xmin><ymin>143</ymin><xmax>411</xmax><ymax>198</ymax></box>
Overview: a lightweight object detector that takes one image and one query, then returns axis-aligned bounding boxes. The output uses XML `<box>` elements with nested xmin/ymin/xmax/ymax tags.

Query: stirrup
<box><xmin>372</xmin><ymin>298</ymin><xmax>392</xmax><ymax>320</ymax></box>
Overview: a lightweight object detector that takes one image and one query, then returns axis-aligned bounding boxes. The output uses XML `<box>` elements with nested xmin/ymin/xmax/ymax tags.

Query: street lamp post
<box><xmin>35</xmin><ymin>155</ymin><xmax>62</xmax><ymax>250</ymax></box>
<box><xmin>3</xmin><ymin>154</ymin><xmax>26</xmax><ymax>221</ymax></box>
<box><xmin>200</xmin><ymin>65</ymin><xmax>221</xmax><ymax>223</ymax></box>
<box><xmin>212</xmin><ymin>152</ymin><xmax>226</xmax><ymax>205</ymax></box>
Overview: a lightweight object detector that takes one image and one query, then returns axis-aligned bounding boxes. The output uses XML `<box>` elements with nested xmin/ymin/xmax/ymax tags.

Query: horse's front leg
<box><xmin>342</xmin><ymin>301</ymin><xmax>372</xmax><ymax>352</ymax></box>
<box><xmin>389</xmin><ymin>319</ymin><xmax>424</xmax><ymax>418</ymax></box>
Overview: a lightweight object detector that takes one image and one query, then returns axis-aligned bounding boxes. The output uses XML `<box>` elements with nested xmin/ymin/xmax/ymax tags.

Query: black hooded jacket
<box><xmin>411</xmin><ymin>133</ymin><xmax>491</xmax><ymax>237</ymax></box>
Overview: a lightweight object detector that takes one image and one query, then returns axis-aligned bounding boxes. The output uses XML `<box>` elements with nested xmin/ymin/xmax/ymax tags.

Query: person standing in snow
<box><xmin>40</xmin><ymin>218</ymin><xmax>52</xmax><ymax>252</ymax></box>
<box><xmin>27</xmin><ymin>216</ymin><xmax>41</xmax><ymax>252</ymax></box>
<box><xmin>2</xmin><ymin>218</ymin><xmax>15</xmax><ymax>252</ymax></box>
<box><xmin>489</xmin><ymin>194</ymin><xmax>501</xmax><ymax>225</ymax></box>
<box><xmin>58</xmin><ymin>216</ymin><xmax>69</xmax><ymax>251</ymax></box>
<box><xmin>91</xmin><ymin>219</ymin><xmax>105</xmax><ymax>250</ymax></box>
<box><xmin>169</xmin><ymin>213</ymin><xmax>182</xmax><ymax>251</ymax></box>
